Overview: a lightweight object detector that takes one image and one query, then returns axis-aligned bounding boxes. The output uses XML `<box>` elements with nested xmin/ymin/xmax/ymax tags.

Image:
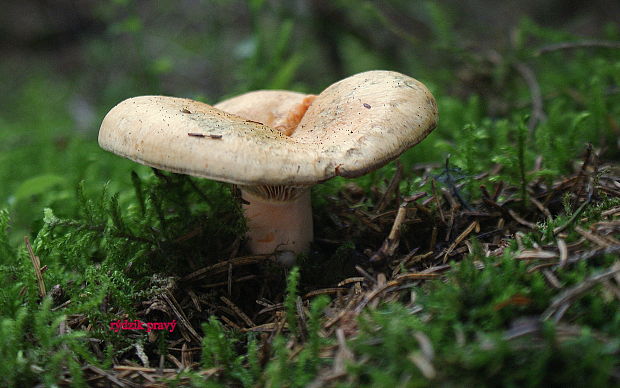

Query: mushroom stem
<box><xmin>241</xmin><ymin>189</ymin><xmax>313</xmax><ymax>256</ymax></box>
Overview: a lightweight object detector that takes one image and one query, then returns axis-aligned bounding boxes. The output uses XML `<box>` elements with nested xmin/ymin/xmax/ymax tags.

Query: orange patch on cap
<box><xmin>256</xmin><ymin>232</ymin><xmax>275</xmax><ymax>243</ymax></box>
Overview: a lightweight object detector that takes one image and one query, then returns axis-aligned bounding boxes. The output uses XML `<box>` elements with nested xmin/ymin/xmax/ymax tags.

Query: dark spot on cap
<box><xmin>363</xmin><ymin>103</ymin><xmax>371</xmax><ymax>109</ymax></box>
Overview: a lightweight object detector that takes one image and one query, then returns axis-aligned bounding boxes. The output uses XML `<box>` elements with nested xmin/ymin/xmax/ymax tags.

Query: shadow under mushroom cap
<box><xmin>98</xmin><ymin>70</ymin><xmax>438</xmax><ymax>186</ymax></box>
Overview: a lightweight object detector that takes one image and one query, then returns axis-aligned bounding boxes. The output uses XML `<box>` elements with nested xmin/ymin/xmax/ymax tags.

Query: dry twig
<box><xmin>24</xmin><ymin>236</ymin><xmax>46</xmax><ymax>298</ymax></box>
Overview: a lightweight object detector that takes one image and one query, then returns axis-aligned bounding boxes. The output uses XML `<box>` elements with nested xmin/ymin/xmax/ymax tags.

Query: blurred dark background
<box><xmin>1</xmin><ymin>0</ymin><xmax>618</xmax><ymax>131</ymax></box>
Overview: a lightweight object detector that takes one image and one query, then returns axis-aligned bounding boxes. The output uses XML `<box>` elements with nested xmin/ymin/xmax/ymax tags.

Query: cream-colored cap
<box><xmin>214</xmin><ymin>90</ymin><xmax>314</xmax><ymax>136</ymax></box>
<box><xmin>98</xmin><ymin>70</ymin><xmax>438</xmax><ymax>186</ymax></box>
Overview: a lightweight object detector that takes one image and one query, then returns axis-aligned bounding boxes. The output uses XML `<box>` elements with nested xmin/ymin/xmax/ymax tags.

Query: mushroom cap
<box><xmin>98</xmin><ymin>70</ymin><xmax>438</xmax><ymax>186</ymax></box>
<box><xmin>293</xmin><ymin>70</ymin><xmax>437</xmax><ymax>178</ymax></box>
<box><xmin>214</xmin><ymin>90</ymin><xmax>310</xmax><ymax>131</ymax></box>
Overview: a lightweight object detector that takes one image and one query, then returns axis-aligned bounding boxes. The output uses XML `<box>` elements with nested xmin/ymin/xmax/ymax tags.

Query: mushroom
<box><xmin>98</xmin><ymin>70</ymin><xmax>438</xmax><ymax>263</ymax></box>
